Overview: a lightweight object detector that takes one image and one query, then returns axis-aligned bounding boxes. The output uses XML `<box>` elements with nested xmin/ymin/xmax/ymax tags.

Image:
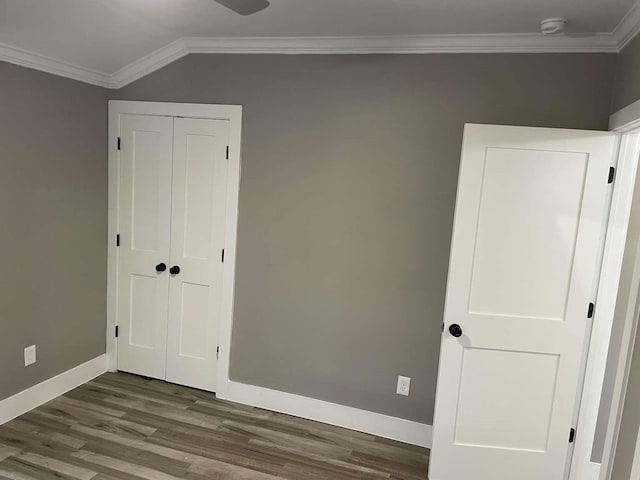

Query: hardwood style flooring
<box><xmin>0</xmin><ymin>372</ymin><xmax>429</xmax><ymax>479</ymax></box>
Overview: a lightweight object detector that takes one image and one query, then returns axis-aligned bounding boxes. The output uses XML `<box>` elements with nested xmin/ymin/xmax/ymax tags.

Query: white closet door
<box><xmin>116</xmin><ymin>114</ymin><xmax>173</xmax><ymax>380</ymax></box>
<box><xmin>165</xmin><ymin>118</ymin><xmax>230</xmax><ymax>391</ymax></box>
<box><xmin>429</xmin><ymin>124</ymin><xmax>616</xmax><ymax>480</ymax></box>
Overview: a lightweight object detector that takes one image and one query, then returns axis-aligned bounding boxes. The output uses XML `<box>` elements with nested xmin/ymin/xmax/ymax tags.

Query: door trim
<box><xmin>566</xmin><ymin>111</ymin><xmax>640</xmax><ymax>480</ymax></box>
<box><xmin>591</xmin><ymin>111</ymin><xmax>640</xmax><ymax>480</ymax></box>
<box><xmin>107</xmin><ymin>100</ymin><xmax>243</xmax><ymax>397</ymax></box>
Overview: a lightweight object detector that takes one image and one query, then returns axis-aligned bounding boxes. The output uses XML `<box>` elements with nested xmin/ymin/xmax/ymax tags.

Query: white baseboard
<box><xmin>0</xmin><ymin>354</ymin><xmax>107</xmax><ymax>425</ymax></box>
<box><xmin>0</xmin><ymin>356</ymin><xmax>431</xmax><ymax>448</ymax></box>
<box><xmin>220</xmin><ymin>380</ymin><xmax>432</xmax><ymax>448</ymax></box>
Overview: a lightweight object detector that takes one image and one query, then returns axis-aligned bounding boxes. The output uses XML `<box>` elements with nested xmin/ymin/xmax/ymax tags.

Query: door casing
<box><xmin>107</xmin><ymin>100</ymin><xmax>242</xmax><ymax>400</ymax></box>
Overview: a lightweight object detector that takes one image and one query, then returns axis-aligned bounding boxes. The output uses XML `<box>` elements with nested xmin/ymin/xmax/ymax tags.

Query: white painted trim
<box><xmin>569</xmin><ymin>129</ymin><xmax>639</xmax><ymax>480</ymax></box>
<box><xmin>0</xmin><ymin>41</ymin><xmax>113</xmax><ymax>88</ymax></box>
<box><xmin>0</xmin><ymin>355</ymin><xmax>107</xmax><ymax>425</ymax></box>
<box><xmin>614</xmin><ymin>0</ymin><xmax>640</xmax><ymax>50</ymax></box>
<box><xmin>0</xmin><ymin>28</ymin><xmax>630</xmax><ymax>89</ymax></box>
<box><xmin>630</xmin><ymin>426</ymin><xmax>640</xmax><ymax>479</ymax></box>
<box><xmin>588</xmin><ymin>462</ymin><xmax>602</xmax><ymax>480</ymax></box>
<box><xmin>106</xmin><ymin>103</ymin><xmax>120</xmax><ymax>372</ymax></box>
<box><xmin>219</xmin><ymin>380</ymin><xmax>432</xmax><ymax>448</ymax></box>
<box><xmin>592</xmin><ymin>107</ymin><xmax>640</xmax><ymax>480</ymax></box>
<box><xmin>106</xmin><ymin>100</ymin><xmax>242</xmax><ymax>397</ymax></box>
<box><xmin>600</xmin><ymin>149</ymin><xmax>640</xmax><ymax>480</ymax></box>
<box><xmin>110</xmin><ymin>39</ymin><xmax>190</xmax><ymax>89</ymax></box>
<box><xmin>182</xmin><ymin>33</ymin><xmax>617</xmax><ymax>54</ymax></box>
<box><xmin>108</xmin><ymin>33</ymin><xmax>619</xmax><ymax>88</ymax></box>
<box><xmin>611</xmin><ymin>98</ymin><xmax>640</xmax><ymax>133</ymax></box>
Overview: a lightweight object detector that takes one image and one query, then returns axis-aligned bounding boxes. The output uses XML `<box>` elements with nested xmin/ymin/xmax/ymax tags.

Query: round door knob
<box><xmin>449</xmin><ymin>324</ymin><xmax>463</xmax><ymax>338</ymax></box>
<box><xmin>155</xmin><ymin>263</ymin><xmax>167</xmax><ymax>272</ymax></box>
<box><xmin>169</xmin><ymin>265</ymin><xmax>181</xmax><ymax>275</ymax></box>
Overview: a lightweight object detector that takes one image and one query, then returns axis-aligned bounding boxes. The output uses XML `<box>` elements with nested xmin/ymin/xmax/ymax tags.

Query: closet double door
<box><xmin>116</xmin><ymin>114</ymin><xmax>229</xmax><ymax>392</ymax></box>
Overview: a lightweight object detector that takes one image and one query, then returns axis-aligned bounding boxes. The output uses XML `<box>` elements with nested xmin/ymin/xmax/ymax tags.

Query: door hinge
<box><xmin>226</xmin><ymin>146</ymin><xmax>229</xmax><ymax>160</ymax></box>
<box><xmin>216</xmin><ymin>346</ymin><xmax>220</xmax><ymax>359</ymax></box>
<box><xmin>116</xmin><ymin>234</ymin><xmax>120</xmax><ymax>247</ymax></box>
<box><xmin>117</xmin><ymin>137</ymin><xmax>121</xmax><ymax>151</ymax></box>
<box><xmin>588</xmin><ymin>302</ymin><xmax>595</xmax><ymax>319</ymax></box>
<box><xmin>608</xmin><ymin>167</ymin><xmax>615</xmax><ymax>184</ymax></box>
<box><xmin>115</xmin><ymin>326</ymin><xmax>119</xmax><ymax>338</ymax></box>
<box><xmin>221</xmin><ymin>249</ymin><xmax>225</xmax><ymax>263</ymax></box>
<box><xmin>569</xmin><ymin>428</ymin><xmax>576</xmax><ymax>443</ymax></box>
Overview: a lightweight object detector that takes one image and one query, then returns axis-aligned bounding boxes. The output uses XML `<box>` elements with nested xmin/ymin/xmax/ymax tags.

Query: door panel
<box><xmin>454</xmin><ymin>348</ymin><xmax>559</xmax><ymax>451</ymax></box>
<box><xmin>165</xmin><ymin>118</ymin><xmax>229</xmax><ymax>392</ymax></box>
<box><xmin>430</xmin><ymin>124</ymin><xmax>616</xmax><ymax>480</ymax></box>
<box><xmin>129</xmin><ymin>274</ymin><xmax>160</xmax><ymax>348</ymax></box>
<box><xmin>467</xmin><ymin>148</ymin><xmax>588</xmax><ymax>320</ymax></box>
<box><xmin>116</xmin><ymin>114</ymin><xmax>173</xmax><ymax>380</ymax></box>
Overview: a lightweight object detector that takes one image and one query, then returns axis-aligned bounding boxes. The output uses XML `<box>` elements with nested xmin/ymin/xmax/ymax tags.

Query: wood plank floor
<box><xmin>0</xmin><ymin>372</ymin><xmax>429</xmax><ymax>479</ymax></box>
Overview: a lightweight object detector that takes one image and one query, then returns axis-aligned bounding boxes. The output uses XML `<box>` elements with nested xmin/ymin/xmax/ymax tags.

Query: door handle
<box><xmin>169</xmin><ymin>265</ymin><xmax>181</xmax><ymax>275</ymax></box>
<box><xmin>155</xmin><ymin>263</ymin><xmax>167</xmax><ymax>272</ymax></box>
<box><xmin>449</xmin><ymin>324</ymin><xmax>463</xmax><ymax>338</ymax></box>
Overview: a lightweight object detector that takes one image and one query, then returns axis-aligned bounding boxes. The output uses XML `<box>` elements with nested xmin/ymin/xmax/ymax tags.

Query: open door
<box><xmin>430</xmin><ymin>124</ymin><xmax>617</xmax><ymax>480</ymax></box>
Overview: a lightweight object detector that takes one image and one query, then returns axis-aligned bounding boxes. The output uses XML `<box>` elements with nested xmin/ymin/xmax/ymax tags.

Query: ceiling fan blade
<box><xmin>213</xmin><ymin>0</ymin><xmax>270</xmax><ymax>16</ymax></box>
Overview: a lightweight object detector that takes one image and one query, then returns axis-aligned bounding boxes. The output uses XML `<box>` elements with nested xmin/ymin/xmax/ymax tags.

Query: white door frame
<box><xmin>568</xmin><ymin>101</ymin><xmax>640</xmax><ymax>480</ymax></box>
<box><xmin>597</xmin><ymin>101</ymin><xmax>640</xmax><ymax>480</ymax></box>
<box><xmin>106</xmin><ymin>100</ymin><xmax>242</xmax><ymax>398</ymax></box>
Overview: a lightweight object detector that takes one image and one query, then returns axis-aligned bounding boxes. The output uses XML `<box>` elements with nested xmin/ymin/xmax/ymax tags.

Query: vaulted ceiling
<box><xmin>0</xmin><ymin>0</ymin><xmax>639</xmax><ymax>88</ymax></box>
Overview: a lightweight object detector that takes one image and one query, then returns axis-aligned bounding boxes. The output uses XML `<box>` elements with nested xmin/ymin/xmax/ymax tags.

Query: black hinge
<box><xmin>221</xmin><ymin>249</ymin><xmax>225</xmax><ymax>263</ymax></box>
<box><xmin>226</xmin><ymin>146</ymin><xmax>229</xmax><ymax>160</ymax></box>
<box><xmin>216</xmin><ymin>346</ymin><xmax>220</xmax><ymax>359</ymax></box>
<box><xmin>117</xmin><ymin>137</ymin><xmax>121</xmax><ymax>151</ymax></box>
<box><xmin>116</xmin><ymin>234</ymin><xmax>120</xmax><ymax>247</ymax></box>
<box><xmin>115</xmin><ymin>326</ymin><xmax>119</xmax><ymax>338</ymax></box>
<box><xmin>608</xmin><ymin>167</ymin><xmax>615</xmax><ymax>184</ymax></box>
<box><xmin>569</xmin><ymin>428</ymin><xmax>576</xmax><ymax>443</ymax></box>
<box><xmin>588</xmin><ymin>302</ymin><xmax>595</xmax><ymax>318</ymax></box>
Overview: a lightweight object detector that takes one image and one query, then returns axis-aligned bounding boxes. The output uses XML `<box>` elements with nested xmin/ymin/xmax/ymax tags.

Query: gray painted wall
<box><xmin>112</xmin><ymin>53</ymin><xmax>615</xmax><ymax>424</ymax></box>
<box><xmin>612</xmin><ymin>34</ymin><xmax>640</xmax><ymax>113</ymax></box>
<box><xmin>0</xmin><ymin>61</ymin><xmax>108</xmax><ymax>401</ymax></box>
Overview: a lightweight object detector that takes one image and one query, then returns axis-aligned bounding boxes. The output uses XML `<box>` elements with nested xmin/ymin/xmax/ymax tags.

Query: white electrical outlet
<box><xmin>24</xmin><ymin>345</ymin><xmax>36</xmax><ymax>366</ymax></box>
<box><xmin>397</xmin><ymin>375</ymin><xmax>411</xmax><ymax>396</ymax></box>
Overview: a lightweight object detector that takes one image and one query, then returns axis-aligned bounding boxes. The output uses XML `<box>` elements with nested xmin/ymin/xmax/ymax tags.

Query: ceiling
<box><xmin>0</xmin><ymin>0</ymin><xmax>639</xmax><ymax>88</ymax></box>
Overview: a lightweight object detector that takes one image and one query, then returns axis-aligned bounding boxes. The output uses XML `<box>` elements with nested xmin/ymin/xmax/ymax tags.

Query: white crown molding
<box><xmin>2</xmin><ymin>1</ymin><xmax>640</xmax><ymax>90</ymax></box>
<box><xmin>0</xmin><ymin>42</ymin><xmax>113</xmax><ymax>88</ymax></box>
<box><xmin>110</xmin><ymin>39</ymin><xmax>190</xmax><ymax>89</ymax></box>
<box><xmin>182</xmin><ymin>33</ymin><xmax>619</xmax><ymax>54</ymax></box>
<box><xmin>614</xmin><ymin>0</ymin><xmax>640</xmax><ymax>50</ymax></box>
<box><xmin>106</xmin><ymin>32</ymin><xmax>620</xmax><ymax>88</ymax></box>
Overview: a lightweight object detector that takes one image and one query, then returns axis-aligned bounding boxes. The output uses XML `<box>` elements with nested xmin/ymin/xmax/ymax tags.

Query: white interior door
<box><xmin>116</xmin><ymin>114</ymin><xmax>174</xmax><ymax>380</ymax></box>
<box><xmin>165</xmin><ymin>118</ymin><xmax>230</xmax><ymax>392</ymax></box>
<box><xmin>430</xmin><ymin>124</ymin><xmax>617</xmax><ymax>480</ymax></box>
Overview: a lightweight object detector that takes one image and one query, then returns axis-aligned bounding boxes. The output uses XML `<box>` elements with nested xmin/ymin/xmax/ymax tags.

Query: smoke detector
<box><xmin>541</xmin><ymin>18</ymin><xmax>568</xmax><ymax>35</ymax></box>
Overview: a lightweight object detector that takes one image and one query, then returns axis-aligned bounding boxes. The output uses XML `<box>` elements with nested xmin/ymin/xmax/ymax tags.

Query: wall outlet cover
<box><xmin>397</xmin><ymin>375</ymin><xmax>411</xmax><ymax>396</ymax></box>
<box><xmin>24</xmin><ymin>345</ymin><xmax>36</xmax><ymax>366</ymax></box>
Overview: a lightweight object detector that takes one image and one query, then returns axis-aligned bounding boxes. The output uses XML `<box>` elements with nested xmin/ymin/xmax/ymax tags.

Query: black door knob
<box><xmin>155</xmin><ymin>263</ymin><xmax>167</xmax><ymax>272</ymax></box>
<box><xmin>169</xmin><ymin>265</ymin><xmax>181</xmax><ymax>275</ymax></box>
<box><xmin>449</xmin><ymin>324</ymin><xmax>463</xmax><ymax>338</ymax></box>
